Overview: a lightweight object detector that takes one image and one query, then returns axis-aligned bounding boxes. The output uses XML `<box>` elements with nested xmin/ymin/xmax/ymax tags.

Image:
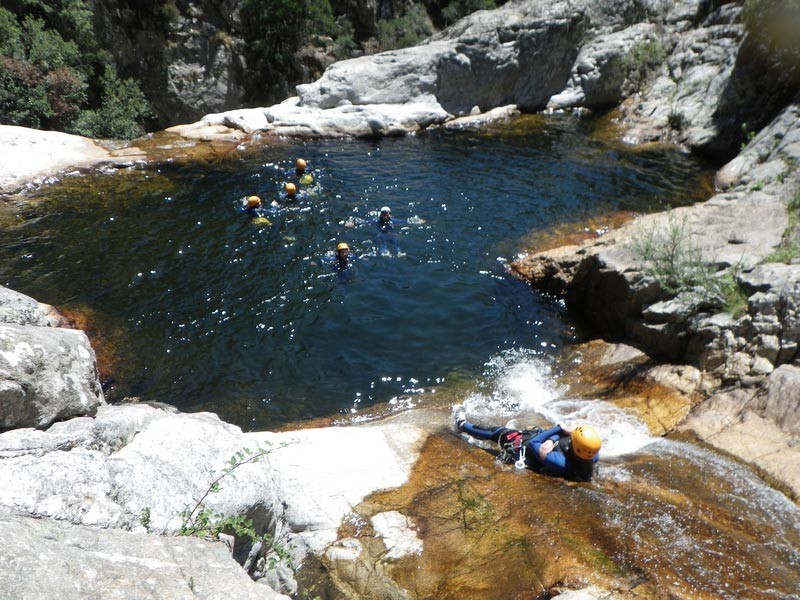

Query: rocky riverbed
<box><xmin>1</xmin><ymin>0</ymin><xmax>799</xmax><ymax>597</ymax></box>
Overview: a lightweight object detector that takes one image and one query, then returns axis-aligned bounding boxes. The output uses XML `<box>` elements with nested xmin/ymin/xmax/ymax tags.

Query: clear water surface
<box><xmin>0</xmin><ymin>115</ymin><xmax>713</xmax><ymax>430</ymax></box>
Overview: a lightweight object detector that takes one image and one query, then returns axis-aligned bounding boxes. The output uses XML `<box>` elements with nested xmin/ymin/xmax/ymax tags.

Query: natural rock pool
<box><xmin>3</xmin><ymin>114</ymin><xmax>800</xmax><ymax>598</ymax></box>
<box><xmin>0</xmin><ymin>114</ymin><xmax>714</xmax><ymax>430</ymax></box>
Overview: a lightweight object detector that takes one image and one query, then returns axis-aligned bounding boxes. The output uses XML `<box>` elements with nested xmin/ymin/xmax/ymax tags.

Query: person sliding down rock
<box><xmin>453</xmin><ymin>406</ymin><xmax>601</xmax><ymax>482</ymax></box>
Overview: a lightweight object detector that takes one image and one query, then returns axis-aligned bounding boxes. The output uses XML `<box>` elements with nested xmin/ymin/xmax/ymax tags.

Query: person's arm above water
<box><xmin>528</xmin><ymin>425</ymin><xmax>569</xmax><ymax>474</ymax></box>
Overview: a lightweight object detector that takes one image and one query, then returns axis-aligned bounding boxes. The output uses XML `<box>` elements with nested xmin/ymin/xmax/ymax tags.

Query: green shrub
<box><xmin>70</xmin><ymin>65</ymin><xmax>151</xmax><ymax>139</ymax></box>
<box><xmin>623</xmin><ymin>39</ymin><xmax>667</xmax><ymax>93</ymax></box>
<box><xmin>0</xmin><ymin>56</ymin><xmax>51</xmax><ymax>127</ymax></box>
<box><xmin>628</xmin><ymin>210</ymin><xmax>746</xmax><ymax>311</ymax></box>
<box><xmin>0</xmin><ymin>0</ymin><xmax>151</xmax><ymax>137</ymax></box>
<box><xmin>375</xmin><ymin>5</ymin><xmax>434</xmax><ymax>52</ymax></box>
<box><xmin>0</xmin><ymin>8</ymin><xmax>24</xmax><ymax>57</ymax></box>
<box><xmin>22</xmin><ymin>15</ymin><xmax>81</xmax><ymax>69</ymax></box>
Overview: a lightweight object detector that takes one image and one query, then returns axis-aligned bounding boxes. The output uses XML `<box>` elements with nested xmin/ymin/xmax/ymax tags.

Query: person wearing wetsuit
<box><xmin>455</xmin><ymin>412</ymin><xmax>601</xmax><ymax>482</ymax></box>
<box><xmin>376</xmin><ymin>206</ymin><xmax>406</xmax><ymax>233</ymax></box>
<box><xmin>375</xmin><ymin>206</ymin><xmax>407</xmax><ymax>254</ymax></box>
<box><xmin>334</xmin><ymin>242</ymin><xmax>353</xmax><ymax>271</ymax></box>
<box><xmin>295</xmin><ymin>158</ymin><xmax>313</xmax><ymax>186</ymax></box>
<box><xmin>241</xmin><ymin>195</ymin><xmax>271</xmax><ymax>224</ymax></box>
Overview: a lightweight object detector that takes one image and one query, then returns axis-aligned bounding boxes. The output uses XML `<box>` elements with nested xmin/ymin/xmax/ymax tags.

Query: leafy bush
<box><xmin>628</xmin><ymin>211</ymin><xmax>745</xmax><ymax>310</ymax></box>
<box><xmin>623</xmin><ymin>39</ymin><xmax>667</xmax><ymax>93</ymax></box>
<box><xmin>70</xmin><ymin>65</ymin><xmax>150</xmax><ymax>139</ymax></box>
<box><xmin>0</xmin><ymin>56</ymin><xmax>51</xmax><ymax>128</ymax></box>
<box><xmin>0</xmin><ymin>1</ymin><xmax>150</xmax><ymax>138</ymax></box>
<box><xmin>375</xmin><ymin>5</ymin><xmax>435</xmax><ymax>52</ymax></box>
<box><xmin>239</xmin><ymin>0</ymin><xmax>336</xmax><ymax>102</ymax></box>
<box><xmin>0</xmin><ymin>8</ymin><xmax>24</xmax><ymax>57</ymax></box>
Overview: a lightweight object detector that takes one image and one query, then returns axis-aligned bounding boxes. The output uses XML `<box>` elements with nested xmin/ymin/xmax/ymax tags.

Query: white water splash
<box><xmin>460</xmin><ymin>349</ymin><xmax>654</xmax><ymax>457</ymax></box>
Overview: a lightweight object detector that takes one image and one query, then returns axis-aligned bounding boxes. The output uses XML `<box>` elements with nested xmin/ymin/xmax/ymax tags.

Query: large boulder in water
<box><xmin>0</xmin><ymin>287</ymin><xmax>63</xmax><ymax>328</ymax></box>
<box><xmin>0</xmin><ymin>310</ymin><xmax>104</xmax><ymax>431</ymax></box>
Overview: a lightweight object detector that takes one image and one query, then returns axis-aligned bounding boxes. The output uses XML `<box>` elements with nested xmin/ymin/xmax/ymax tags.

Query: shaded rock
<box><xmin>0</xmin><ymin>322</ymin><xmax>104</xmax><ymax>430</ymax></box>
<box><xmin>0</xmin><ymin>508</ymin><xmax>288</xmax><ymax>600</ymax></box>
<box><xmin>93</xmin><ymin>0</ymin><xmax>246</xmax><ymax>128</ymax></box>
<box><xmin>715</xmin><ymin>102</ymin><xmax>800</xmax><ymax>189</ymax></box>
<box><xmin>547</xmin><ymin>22</ymin><xmax>662</xmax><ymax>110</ymax></box>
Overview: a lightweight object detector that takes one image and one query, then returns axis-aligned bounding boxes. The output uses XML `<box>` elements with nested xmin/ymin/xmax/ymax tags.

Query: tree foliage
<box><xmin>0</xmin><ymin>1</ymin><xmax>150</xmax><ymax>139</ymax></box>
<box><xmin>239</xmin><ymin>0</ymin><xmax>336</xmax><ymax>103</ymax></box>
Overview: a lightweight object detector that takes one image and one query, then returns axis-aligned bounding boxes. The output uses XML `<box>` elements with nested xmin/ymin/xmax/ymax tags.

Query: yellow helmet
<box><xmin>246</xmin><ymin>195</ymin><xmax>262</xmax><ymax>208</ymax></box>
<box><xmin>295</xmin><ymin>158</ymin><xmax>307</xmax><ymax>172</ymax></box>
<box><xmin>571</xmin><ymin>425</ymin><xmax>601</xmax><ymax>460</ymax></box>
<box><xmin>284</xmin><ymin>182</ymin><xmax>297</xmax><ymax>195</ymax></box>
<box><xmin>337</xmin><ymin>242</ymin><xmax>349</xmax><ymax>251</ymax></box>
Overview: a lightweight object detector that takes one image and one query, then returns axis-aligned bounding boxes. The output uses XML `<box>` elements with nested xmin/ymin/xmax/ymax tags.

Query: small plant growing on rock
<box><xmin>764</xmin><ymin>189</ymin><xmax>800</xmax><ymax>263</ymax></box>
<box><xmin>178</xmin><ymin>446</ymin><xmax>269</xmax><ymax>541</ymax></box>
<box><xmin>628</xmin><ymin>211</ymin><xmax>746</xmax><ymax>310</ymax></box>
<box><xmin>623</xmin><ymin>39</ymin><xmax>667</xmax><ymax>93</ymax></box>
<box><xmin>667</xmin><ymin>110</ymin><xmax>688</xmax><ymax>132</ymax></box>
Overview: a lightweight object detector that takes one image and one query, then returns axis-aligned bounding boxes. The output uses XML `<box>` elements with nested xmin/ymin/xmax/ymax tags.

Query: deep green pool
<box><xmin>0</xmin><ymin>115</ymin><xmax>713</xmax><ymax>429</ymax></box>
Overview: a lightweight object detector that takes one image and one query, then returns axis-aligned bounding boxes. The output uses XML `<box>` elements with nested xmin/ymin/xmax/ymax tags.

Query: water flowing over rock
<box><xmin>0</xmin><ymin>286</ymin><xmax>104</xmax><ymax>431</ymax></box>
<box><xmin>511</xmin><ymin>100</ymin><xmax>800</xmax><ymax>500</ymax></box>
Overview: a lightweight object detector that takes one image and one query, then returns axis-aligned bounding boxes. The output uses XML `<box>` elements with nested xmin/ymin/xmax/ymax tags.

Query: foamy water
<box><xmin>460</xmin><ymin>349</ymin><xmax>654</xmax><ymax>457</ymax></box>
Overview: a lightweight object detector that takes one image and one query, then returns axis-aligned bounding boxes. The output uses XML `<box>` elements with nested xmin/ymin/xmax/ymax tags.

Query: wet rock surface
<box><xmin>511</xmin><ymin>99</ymin><xmax>800</xmax><ymax>503</ymax></box>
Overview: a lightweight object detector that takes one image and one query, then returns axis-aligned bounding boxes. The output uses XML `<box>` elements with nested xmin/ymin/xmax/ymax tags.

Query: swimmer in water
<box><xmin>295</xmin><ymin>158</ymin><xmax>313</xmax><ymax>186</ymax></box>
<box><xmin>454</xmin><ymin>406</ymin><xmax>601</xmax><ymax>482</ymax></box>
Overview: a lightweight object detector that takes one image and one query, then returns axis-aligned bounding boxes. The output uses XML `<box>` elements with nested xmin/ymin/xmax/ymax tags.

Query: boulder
<box><xmin>618</xmin><ymin>3</ymin><xmax>745</xmax><ymax>154</ymax></box>
<box><xmin>0</xmin><ymin>126</ymin><xmax>111</xmax><ymax>195</ymax></box>
<box><xmin>715</xmin><ymin>102</ymin><xmax>800</xmax><ymax>189</ymax></box>
<box><xmin>0</xmin><ymin>287</ymin><xmax>63</xmax><ymax>328</ymax></box>
<box><xmin>0</xmin><ymin>322</ymin><xmax>104</xmax><ymax>430</ymax></box>
<box><xmin>191</xmin><ymin>101</ymin><xmax>452</xmax><ymax>139</ymax></box>
<box><xmin>0</xmin><ymin>508</ymin><xmax>288</xmax><ymax>600</ymax></box>
<box><xmin>547</xmin><ymin>22</ymin><xmax>663</xmax><ymax>110</ymax></box>
<box><xmin>0</xmin><ymin>403</ymin><xmax>431</xmax><ymax>594</ymax></box>
<box><xmin>680</xmin><ymin>367</ymin><xmax>800</xmax><ymax>498</ymax></box>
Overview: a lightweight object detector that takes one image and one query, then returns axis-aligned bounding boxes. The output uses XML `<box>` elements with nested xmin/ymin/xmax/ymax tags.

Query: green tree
<box><xmin>70</xmin><ymin>65</ymin><xmax>151</xmax><ymax>139</ymax></box>
<box><xmin>239</xmin><ymin>0</ymin><xmax>336</xmax><ymax>103</ymax></box>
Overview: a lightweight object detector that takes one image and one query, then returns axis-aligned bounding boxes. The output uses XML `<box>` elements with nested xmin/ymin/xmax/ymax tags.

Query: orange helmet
<box><xmin>284</xmin><ymin>182</ymin><xmax>297</xmax><ymax>195</ymax></box>
<box><xmin>571</xmin><ymin>425</ymin><xmax>602</xmax><ymax>460</ymax></box>
<box><xmin>295</xmin><ymin>158</ymin><xmax>307</xmax><ymax>172</ymax></box>
<box><xmin>246</xmin><ymin>195</ymin><xmax>262</xmax><ymax>208</ymax></box>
